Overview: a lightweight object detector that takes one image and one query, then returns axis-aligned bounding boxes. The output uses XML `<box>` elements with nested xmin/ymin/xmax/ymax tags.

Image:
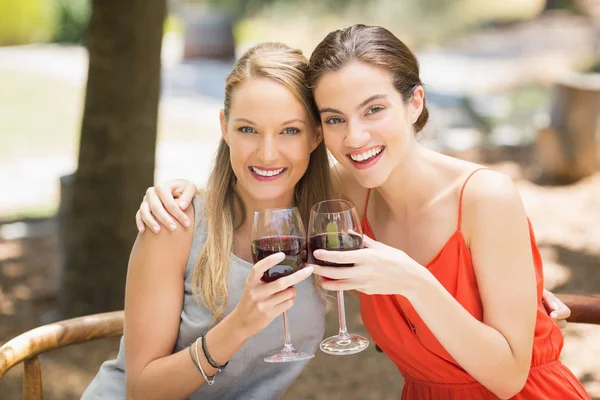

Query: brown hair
<box><xmin>195</xmin><ymin>42</ymin><xmax>334</xmax><ymax>320</ymax></box>
<box><xmin>307</xmin><ymin>24</ymin><xmax>429</xmax><ymax>133</ymax></box>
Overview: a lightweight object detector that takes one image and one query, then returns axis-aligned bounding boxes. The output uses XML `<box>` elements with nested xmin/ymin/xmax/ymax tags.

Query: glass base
<box><xmin>264</xmin><ymin>346</ymin><xmax>314</xmax><ymax>363</ymax></box>
<box><xmin>320</xmin><ymin>333</ymin><xmax>369</xmax><ymax>355</ymax></box>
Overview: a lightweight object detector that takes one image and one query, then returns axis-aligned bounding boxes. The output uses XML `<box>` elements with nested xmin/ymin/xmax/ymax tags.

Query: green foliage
<box><xmin>0</xmin><ymin>0</ymin><xmax>58</xmax><ymax>45</ymax></box>
<box><xmin>53</xmin><ymin>0</ymin><xmax>90</xmax><ymax>44</ymax></box>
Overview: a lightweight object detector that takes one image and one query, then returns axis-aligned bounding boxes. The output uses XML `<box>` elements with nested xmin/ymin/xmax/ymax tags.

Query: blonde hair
<box><xmin>193</xmin><ymin>42</ymin><xmax>335</xmax><ymax>319</ymax></box>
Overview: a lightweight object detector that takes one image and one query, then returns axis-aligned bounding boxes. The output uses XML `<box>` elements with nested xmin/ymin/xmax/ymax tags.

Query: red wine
<box><xmin>251</xmin><ymin>236</ymin><xmax>307</xmax><ymax>283</ymax></box>
<box><xmin>309</xmin><ymin>232</ymin><xmax>363</xmax><ymax>267</ymax></box>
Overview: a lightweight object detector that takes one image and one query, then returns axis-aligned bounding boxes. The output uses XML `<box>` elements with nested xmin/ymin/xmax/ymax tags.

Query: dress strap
<box><xmin>457</xmin><ymin>168</ymin><xmax>489</xmax><ymax>231</ymax></box>
<box><xmin>363</xmin><ymin>188</ymin><xmax>372</xmax><ymax>217</ymax></box>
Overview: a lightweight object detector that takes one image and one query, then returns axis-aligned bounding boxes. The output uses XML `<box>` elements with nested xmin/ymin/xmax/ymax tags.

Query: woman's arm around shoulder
<box><xmin>125</xmin><ymin>206</ymin><xmax>204</xmax><ymax>400</ymax></box>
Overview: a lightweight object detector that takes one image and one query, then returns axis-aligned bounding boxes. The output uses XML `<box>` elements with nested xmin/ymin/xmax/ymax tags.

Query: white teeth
<box><xmin>251</xmin><ymin>167</ymin><xmax>285</xmax><ymax>177</ymax></box>
<box><xmin>350</xmin><ymin>147</ymin><xmax>383</xmax><ymax>162</ymax></box>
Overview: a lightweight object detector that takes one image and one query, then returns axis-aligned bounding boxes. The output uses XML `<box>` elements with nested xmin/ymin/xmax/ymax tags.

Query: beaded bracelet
<box><xmin>189</xmin><ymin>339</ymin><xmax>216</xmax><ymax>385</ymax></box>
<box><xmin>201</xmin><ymin>331</ymin><xmax>229</xmax><ymax>370</ymax></box>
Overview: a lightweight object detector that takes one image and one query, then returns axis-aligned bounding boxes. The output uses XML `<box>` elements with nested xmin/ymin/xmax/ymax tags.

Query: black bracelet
<box><xmin>201</xmin><ymin>331</ymin><xmax>229</xmax><ymax>370</ymax></box>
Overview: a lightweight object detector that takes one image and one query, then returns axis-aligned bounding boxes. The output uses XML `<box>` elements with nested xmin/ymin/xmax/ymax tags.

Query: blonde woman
<box><xmin>82</xmin><ymin>42</ymin><xmax>334</xmax><ymax>400</ymax></box>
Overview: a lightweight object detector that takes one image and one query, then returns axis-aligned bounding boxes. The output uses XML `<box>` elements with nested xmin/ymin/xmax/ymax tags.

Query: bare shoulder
<box><xmin>462</xmin><ymin>169</ymin><xmax>522</xmax><ymax>205</ymax></box>
<box><xmin>133</xmin><ymin>202</ymin><xmax>196</xmax><ymax>273</ymax></box>
<box><xmin>436</xmin><ymin>153</ymin><xmax>511</xmax><ymax>201</ymax></box>
<box><xmin>333</xmin><ymin>163</ymin><xmax>369</xmax><ymax>212</ymax></box>
<box><xmin>460</xmin><ymin>168</ymin><xmax>527</xmax><ymax>238</ymax></box>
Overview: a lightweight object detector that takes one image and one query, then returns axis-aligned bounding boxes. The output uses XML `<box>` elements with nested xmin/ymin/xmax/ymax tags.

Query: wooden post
<box><xmin>23</xmin><ymin>357</ymin><xmax>42</xmax><ymax>400</ymax></box>
<box><xmin>535</xmin><ymin>73</ymin><xmax>600</xmax><ymax>182</ymax></box>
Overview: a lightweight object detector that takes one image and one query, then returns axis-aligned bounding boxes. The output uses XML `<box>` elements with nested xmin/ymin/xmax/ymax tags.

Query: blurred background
<box><xmin>1</xmin><ymin>0</ymin><xmax>599</xmax><ymax>398</ymax></box>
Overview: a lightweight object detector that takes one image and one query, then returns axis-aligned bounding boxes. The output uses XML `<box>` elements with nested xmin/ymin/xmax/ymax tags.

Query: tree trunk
<box><xmin>535</xmin><ymin>73</ymin><xmax>600</xmax><ymax>183</ymax></box>
<box><xmin>59</xmin><ymin>0</ymin><xmax>166</xmax><ymax>317</ymax></box>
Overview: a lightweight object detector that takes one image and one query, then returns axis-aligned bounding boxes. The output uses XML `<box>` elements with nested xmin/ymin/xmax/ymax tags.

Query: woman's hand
<box><xmin>135</xmin><ymin>179</ymin><xmax>197</xmax><ymax>233</ymax></box>
<box><xmin>542</xmin><ymin>289</ymin><xmax>571</xmax><ymax>331</ymax></box>
<box><xmin>231</xmin><ymin>253</ymin><xmax>315</xmax><ymax>339</ymax></box>
<box><xmin>310</xmin><ymin>235</ymin><xmax>431</xmax><ymax>296</ymax></box>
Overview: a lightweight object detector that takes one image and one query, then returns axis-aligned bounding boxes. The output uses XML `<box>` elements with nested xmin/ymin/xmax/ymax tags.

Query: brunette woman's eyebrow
<box><xmin>319</xmin><ymin>107</ymin><xmax>342</xmax><ymax>115</ymax></box>
<box><xmin>319</xmin><ymin>94</ymin><xmax>388</xmax><ymax>115</ymax></box>
<box><xmin>358</xmin><ymin>94</ymin><xmax>387</xmax><ymax>109</ymax></box>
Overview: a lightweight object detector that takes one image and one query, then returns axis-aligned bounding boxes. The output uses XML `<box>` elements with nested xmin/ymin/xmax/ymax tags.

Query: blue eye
<box><xmin>366</xmin><ymin>106</ymin><xmax>384</xmax><ymax>115</ymax></box>
<box><xmin>239</xmin><ymin>126</ymin><xmax>256</xmax><ymax>134</ymax></box>
<box><xmin>325</xmin><ymin>117</ymin><xmax>344</xmax><ymax>125</ymax></box>
<box><xmin>282</xmin><ymin>127</ymin><xmax>300</xmax><ymax>135</ymax></box>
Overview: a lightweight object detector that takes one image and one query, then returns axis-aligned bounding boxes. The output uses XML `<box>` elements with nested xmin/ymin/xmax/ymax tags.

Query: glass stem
<box><xmin>337</xmin><ymin>290</ymin><xmax>350</xmax><ymax>340</ymax></box>
<box><xmin>282</xmin><ymin>311</ymin><xmax>294</xmax><ymax>350</ymax></box>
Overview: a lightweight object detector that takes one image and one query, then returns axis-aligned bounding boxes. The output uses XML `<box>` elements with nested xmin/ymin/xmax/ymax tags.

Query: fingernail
<box><xmin>169</xmin><ymin>224</ymin><xmax>176</xmax><ymax>231</ymax></box>
<box><xmin>153</xmin><ymin>225</ymin><xmax>160</xmax><ymax>232</ymax></box>
<box><xmin>550</xmin><ymin>312</ymin><xmax>558</xmax><ymax>319</ymax></box>
<box><xmin>137</xmin><ymin>226</ymin><xmax>143</xmax><ymax>232</ymax></box>
<box><xmin>179</xmin><ymin>201</ymin><xmax>187</xmax><ymax>208</ymax></box>
<box><xmin>304</xmin><ymin>266</ymin><xmax>314</xmax><ymax>275</ymax></box>
<box><xmin>183</xmin><ymin>219</ymin><xmax>191</xmax><ymax>227</ymax></box>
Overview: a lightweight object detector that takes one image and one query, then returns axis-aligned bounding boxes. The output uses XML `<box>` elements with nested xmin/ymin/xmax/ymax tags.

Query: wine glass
<box><xmin>251</xmin><ymin>207</ymin><xmax>314</xmax><ymax>363</ymax></box>
<box><xmin>308</xmin><ymin>199</ymin><xmax>369</xmax><ymax>355</ymax></box>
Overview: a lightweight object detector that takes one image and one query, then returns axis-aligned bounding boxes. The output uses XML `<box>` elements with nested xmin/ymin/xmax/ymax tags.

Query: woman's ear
<box><xmin>410</xmin><ymin>85</ymin><xmax>425</xmax><ymax>124</ymax></box>
<box><xmin>219</xmin><ymin>110</ymin><xmax>229</xmax><ymax>144</ymax></box>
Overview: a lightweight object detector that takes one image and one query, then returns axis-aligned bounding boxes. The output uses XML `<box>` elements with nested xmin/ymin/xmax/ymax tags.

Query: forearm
<box><xmin>407</xmin><ymin>277</ymin><xmax>529</xmax><ymax>399</ymax></box>
<box><xmin>128</xmin><ymin>311</ymin><xmax>249</xmax><ymax>400</ymax></box>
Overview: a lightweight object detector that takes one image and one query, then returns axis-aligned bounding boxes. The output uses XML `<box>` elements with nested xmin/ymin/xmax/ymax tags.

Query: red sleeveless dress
<box><xmin>359</xmin><ymin>168</ymin><xmax>590</xmax><ymax>399</ymax></box>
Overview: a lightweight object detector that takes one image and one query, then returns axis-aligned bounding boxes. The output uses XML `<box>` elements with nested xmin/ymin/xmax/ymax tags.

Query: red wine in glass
<box><xmin>251</xmin><ymin>207</ymin><xmax>314</xmax><ymax>363</ymax></box>
<box><xmin>308</xmin><ymin>233</ymin><xmax>362</xmax><ymax>267</ymax></box>
<box><xmin>252</xmin><ymin>236</ymin><xmax>307</xmax><ymax>282</ymax></box>
<box><xmin>308</xmin><ymin>199</ymin><xmax>370</xmax><ymax>355</ymax></box>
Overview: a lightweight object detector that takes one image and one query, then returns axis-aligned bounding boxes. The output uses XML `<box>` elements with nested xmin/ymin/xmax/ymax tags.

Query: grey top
<box><xmin>82</xmin><ymin>195</ymin><xmax>326</xmax><ymax>400</ymax></box>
